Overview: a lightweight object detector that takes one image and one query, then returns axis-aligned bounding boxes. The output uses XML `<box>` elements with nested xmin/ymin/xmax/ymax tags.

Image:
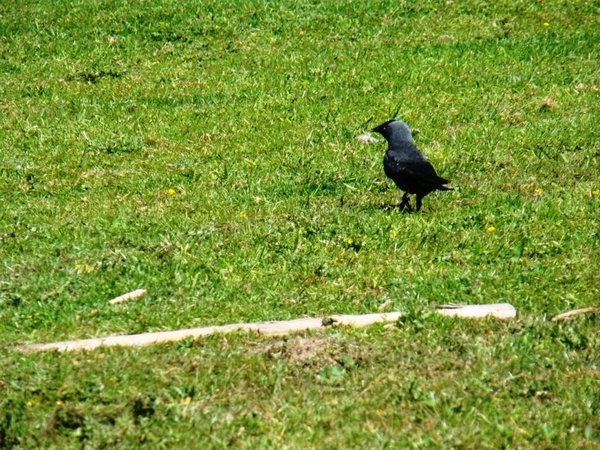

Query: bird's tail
<box><xmin>436</xmin><ymin>175</ymin><xmax>453</xmax><ymax>191</ymax></box>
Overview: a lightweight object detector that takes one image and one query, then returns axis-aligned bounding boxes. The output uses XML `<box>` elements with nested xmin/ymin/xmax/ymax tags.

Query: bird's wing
<box><xmin>385</xmin><ymin>157</ymin><xmax>449</xmax><ymax>188</ymax></box>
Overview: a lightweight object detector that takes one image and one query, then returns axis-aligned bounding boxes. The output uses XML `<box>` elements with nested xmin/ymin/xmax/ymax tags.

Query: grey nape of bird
<box><xmin>372</xmin><ymin>119</ymin><xmax>452</xmax><ymax>211</ymax></box>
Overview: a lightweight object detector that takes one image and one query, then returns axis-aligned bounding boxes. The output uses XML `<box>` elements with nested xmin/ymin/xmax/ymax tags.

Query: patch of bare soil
<box><xmin>259</xmin><ymin>336</ymin><xmax>341</xmax><ymax>366</ymax></box>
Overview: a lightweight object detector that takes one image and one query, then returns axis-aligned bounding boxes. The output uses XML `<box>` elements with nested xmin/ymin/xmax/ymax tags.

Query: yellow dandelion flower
<box><xmin>56</xmin><ymin>400</ymin><xmax>64</xmax><ymax>406</ymax></box>
<box><xmin>75</xmin><ymin>264</ymin><xmax>94</xmax><ymax>273</ymax></box>
<box><xmin>168</xmin><ymin>188</ymin><xmax>176</xmax><ymax>195</ymax></box>
<box><xmin>347</xmin><ymin>238</ymin><xmax>354</xmax><ymax>246</ymax></box>
<box><xmin>487</xmin><ymin>226</ymin><xmax>496</xmax><ymax>233</ymax></box>
<box><xmin>180</xmin><ymin>397</ymin><xmax>191</xmax><ymax>405</ymax></box>
<box><xmin>126</xmin><ymin>84</ymin><xmax>132</xmax><ymax>89</ymax></box>
<box><xmin>543</xmin><ymin>22</ymin><xmax>550</xmax><ymax>27</ymax></box>
<box><xmin>535</xmin><ymin>188</ymin><xmax>543</xmax><ymax>195</ymax></box>
<box><xmin>27</xmin><ymin>401</ymin><xmax>33</xmax><ymax>407</ymax></box>
<box><xmin>592</xmin><ymin>190</ymin><xmax>599</xmax><ymax>196</ymax></box>
<box><xmin>389</xmin><ymin>229</ymin><xmax>397</xmax><ymax>238</ymax></box>
<box><xmin>239</xmin><ymin>212</ymin><xmax>246</xmax><ymax>219</ymax></box>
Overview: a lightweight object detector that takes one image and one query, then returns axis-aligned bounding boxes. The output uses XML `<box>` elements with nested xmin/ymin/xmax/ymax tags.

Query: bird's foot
<box><xmin>398</xmin><ymin>200</ymin><xmax>413</xmax><ymax>212</ymax></box>
<box><xmin>398</xmin><ymin>193</ymin><xmax>413</xmax><ymax>212</ymax></box>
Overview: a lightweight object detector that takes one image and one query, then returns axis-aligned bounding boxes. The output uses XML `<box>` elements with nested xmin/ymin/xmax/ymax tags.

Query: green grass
<box><xmin>1</xmin><ymin>0</ymin><xmax>599</xmax><ymax>447</ymax></box>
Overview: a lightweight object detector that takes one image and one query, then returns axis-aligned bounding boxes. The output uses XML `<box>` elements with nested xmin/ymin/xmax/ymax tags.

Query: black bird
<box><xmin>372</xmin><ymin>119</ymin><xmax>452</xmax><ymax>211</ymax></box>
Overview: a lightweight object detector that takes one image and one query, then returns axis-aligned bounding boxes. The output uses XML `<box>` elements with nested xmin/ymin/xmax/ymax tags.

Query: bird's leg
<box><xmin>416</xmin><ymin>195</ymin><xmax>423</xmax><ymax>211</ymax></box>
<box><xmin>399</xmin><ymin>192</ymin><xmax>411</xmax><ymax>211</ymax></box>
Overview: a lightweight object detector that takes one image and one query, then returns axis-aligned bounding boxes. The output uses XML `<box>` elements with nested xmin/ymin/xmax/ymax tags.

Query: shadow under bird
<box><xmin>372</xmin><ymin>119</ymin><xmax>452</xmax><ymax>211</ymax></box>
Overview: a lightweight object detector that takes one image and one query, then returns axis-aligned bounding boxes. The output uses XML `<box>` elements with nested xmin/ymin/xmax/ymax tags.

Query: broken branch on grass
<box><xmin>15</xmin><ymin>303</ymin><xmax>516</xmax><ymax>353</ymax></box>
<box><xmin>436</xmin><ymin>302</ymin><xmax>516</xmax><ymax>319</ymax></box>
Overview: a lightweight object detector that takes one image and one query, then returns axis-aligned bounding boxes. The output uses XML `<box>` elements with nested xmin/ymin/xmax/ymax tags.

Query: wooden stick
<box><xmin>107</xmin><ymin>288</ymin><xmax>147</xmax><ymax>305</ymax></box>
<box><xmin>14</xmin><ymin>303</ymin><xmax>516</xmax><ymax>353</ymax></box>
<box><xmin>551</xmin><ymin>307</ymin><xmax>598</xmax><ymax>321</ymax></box>
<box><xmin>436</xmin><ymin>302</ymin><xmax>516</xmax><ymax>319</ymax></box>
<box><xmin>16</xmin><ymin>313</ymin><xmax>399</xmax><ymax>353</ymax></box>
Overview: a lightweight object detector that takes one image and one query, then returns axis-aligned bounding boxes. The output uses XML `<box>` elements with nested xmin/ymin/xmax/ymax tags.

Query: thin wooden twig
<box><xmin>107</xmin><ymin>289</ymin><xmax>147</xmax><ymax>305</ymax></box>
<box><xmin>551</xmin><ymin>307</ymin><xmax>598</xmax><ymax>322</ymax></box>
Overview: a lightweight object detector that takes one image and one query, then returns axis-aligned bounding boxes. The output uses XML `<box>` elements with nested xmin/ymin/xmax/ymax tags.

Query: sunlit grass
<box><xmin>1</xmin><ymin>0</ymin><xmax>599</xmax><ymax>447</ymax></box>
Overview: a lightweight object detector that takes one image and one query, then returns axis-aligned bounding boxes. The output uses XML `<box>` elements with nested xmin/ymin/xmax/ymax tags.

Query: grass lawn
<box><xmin>1</xmin><ymin>0</ymin><xmax>599</xmax><ymax>447</ymax></box>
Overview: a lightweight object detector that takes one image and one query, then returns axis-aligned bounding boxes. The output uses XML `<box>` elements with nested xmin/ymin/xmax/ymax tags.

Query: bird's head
<box><xmin>372</xmin><ymin>119</ymin><xmax>413</xmax><ymax>144</ymax></box>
